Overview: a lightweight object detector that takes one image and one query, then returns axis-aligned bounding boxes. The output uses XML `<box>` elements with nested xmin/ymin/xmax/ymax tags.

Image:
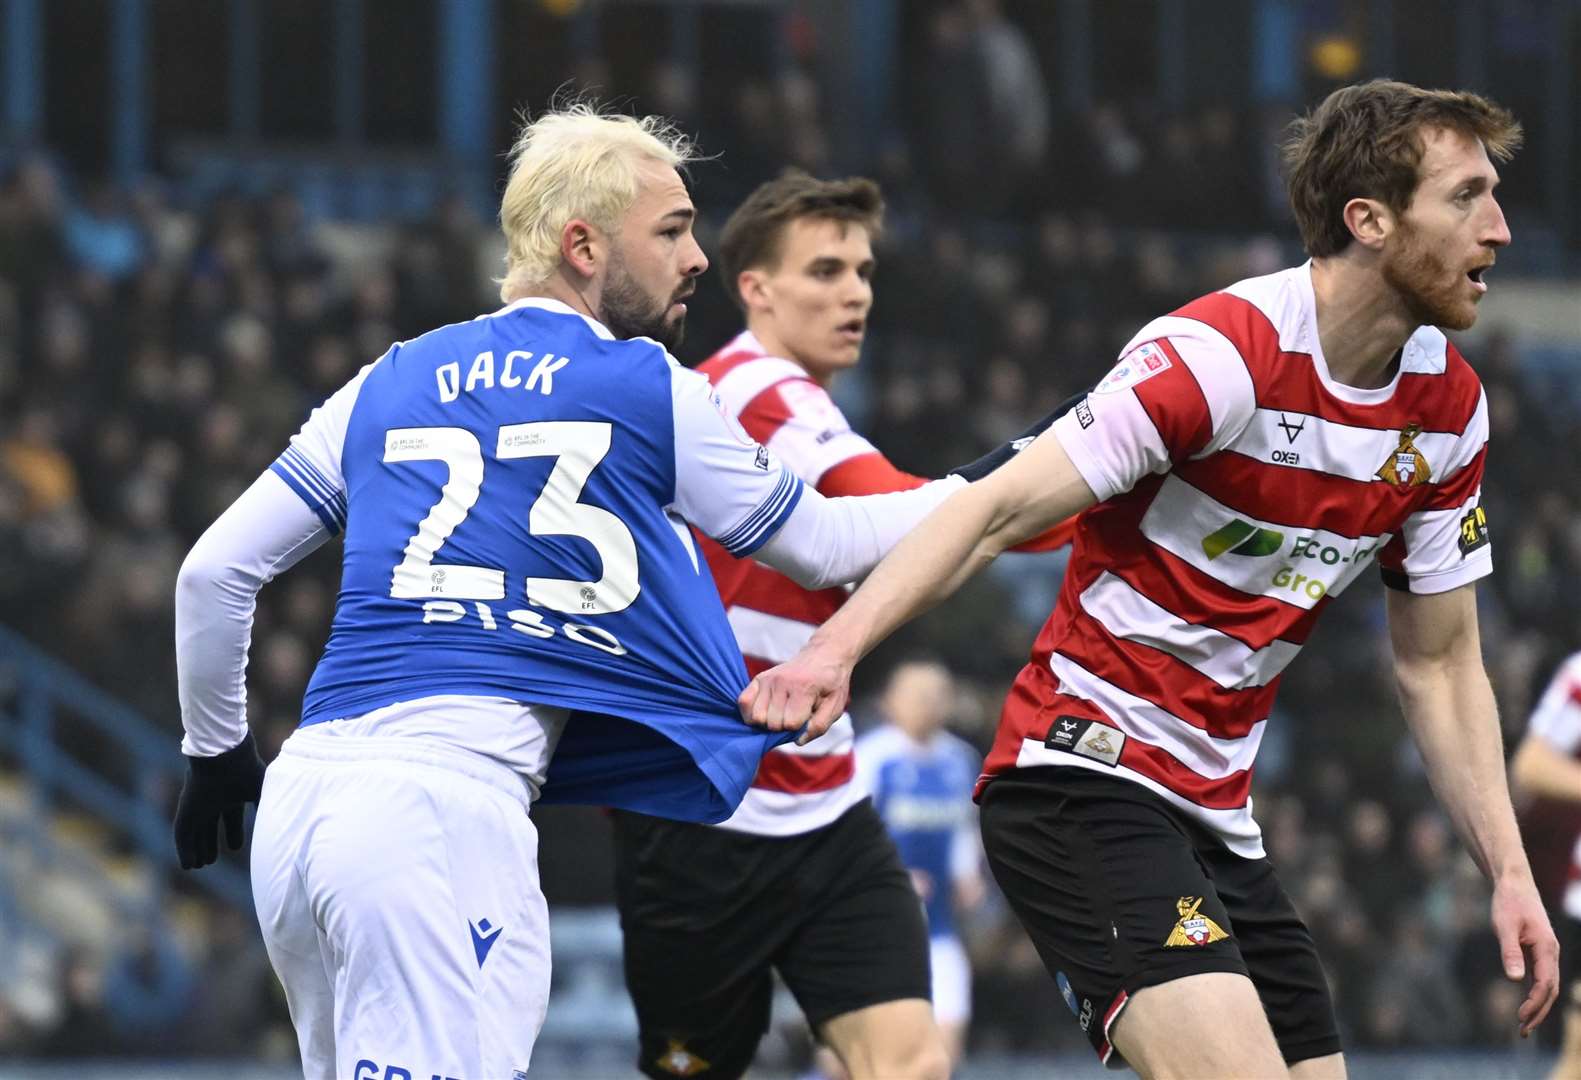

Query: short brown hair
<box><xmin>1282</xmin><ymin>79</ymin><xmax>1522</xmax><ymax>257</ymax></box>
<box><xmin>718</xmin><ymin>171</ymin><xmax>884</xmax><ymax>311</ymax></box>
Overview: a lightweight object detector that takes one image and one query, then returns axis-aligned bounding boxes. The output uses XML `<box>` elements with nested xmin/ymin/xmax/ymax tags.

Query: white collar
<box><xmin>485</xmin><ymin>296</ymin><xmax>616</xmax><ymax>340</ymax></box>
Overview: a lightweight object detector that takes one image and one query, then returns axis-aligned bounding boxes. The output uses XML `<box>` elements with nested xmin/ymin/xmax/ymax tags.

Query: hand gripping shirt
<box><xmin>270</xmin><ymin>299</ymin><xmax>810</xmax><ymax>823</ymax></box>
<box><xmin>981</xmin><ymin>264</ymin><xmax>1493</xmax><ymax>857</ymax></box>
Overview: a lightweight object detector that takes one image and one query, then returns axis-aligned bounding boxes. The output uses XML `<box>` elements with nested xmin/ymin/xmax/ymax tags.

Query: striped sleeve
<box><xmin>268</xmin><ymin>355</ymin><xmax>382</xmax><ymax>534</ymax></box>
<box><xmin>1052</xmin><ymin>318</ymin><xmax>1256</xmax><ymax>502</ymax></box>
<box><xmin>754</xmin><ymin>377</ymin><xmax>884</xmax><ymax>488</ymax></box>
<box><xmin>668</xmin><ymin>365</ymin><xmax>805</xmax><ymax>558</ymax></box>
<box><xmin>1529</xmin><ymin>656</ymin><xmax>1581</xmax><ymax>754</ymax></box>
<box><xmin>714</xmin><ymin>470</ymin><xmax>806</xmax><ymax>557</ymax></box>
<box><xmin>1378</xmin><ymin>388</ymin><xmax>1492</xmax><ymax>594</ymax></box>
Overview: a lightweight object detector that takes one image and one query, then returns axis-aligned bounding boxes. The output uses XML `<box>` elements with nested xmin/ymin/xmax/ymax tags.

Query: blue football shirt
<box><xmin>269</xmin><ymin>298</ymin><xmax>804</xmax><ymax>823</ymax></box>
<box><xmin>857</xmin><ymin>726</ymin><xmax>982</xmax><ymax>937</ymax></box>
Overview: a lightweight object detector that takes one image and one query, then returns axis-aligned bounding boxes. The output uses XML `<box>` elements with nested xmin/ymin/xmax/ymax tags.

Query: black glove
<box><xmin>950</xmin><ymin>388</ymin><xmax>1090</xmax><ymax>482</ymax></box>
<box><xmin>173</xmin><ymin>732</ymin><xmax>266</xmax><ymax>870</ymax></box>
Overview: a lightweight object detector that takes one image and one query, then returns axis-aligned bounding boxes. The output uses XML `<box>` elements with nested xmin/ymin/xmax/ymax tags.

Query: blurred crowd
<box><xmin>4</xmin><ymin>5</ymin><xmax>1581</xmax><ymax>1061</ymax></box>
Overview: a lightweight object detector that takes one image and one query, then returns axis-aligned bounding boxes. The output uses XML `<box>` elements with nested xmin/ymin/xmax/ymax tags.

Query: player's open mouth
<box><xmin>1466</xmin><ymin>265</ymin><xmax>1490</xmax><ymax>294</ymax></box>
<box><xmin>837</xmin><ymin>320</ymin><xmax>864</xmax><ymax>341</ymax></box>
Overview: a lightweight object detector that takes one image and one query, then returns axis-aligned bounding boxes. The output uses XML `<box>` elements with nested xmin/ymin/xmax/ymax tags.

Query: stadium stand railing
<box><xmin>0</xmin><ymin>624</ymin><xmax>252</xmax><ymax>919</ymax></box>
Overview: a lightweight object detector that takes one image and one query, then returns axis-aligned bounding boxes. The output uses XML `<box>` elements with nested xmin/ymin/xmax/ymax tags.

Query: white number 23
<box><xmin>382</xmin><ymin>422</ymin><xmax>639</xmax><ymax>615</ymax></box>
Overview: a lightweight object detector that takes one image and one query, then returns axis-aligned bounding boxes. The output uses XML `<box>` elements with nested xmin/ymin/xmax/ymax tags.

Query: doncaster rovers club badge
<box><xmin>1164</xmin><ymin>896</ymin><xmax>1230</xmax><ymax>948</ymax></box>
<box><xmin>1376</xmin><ymin>423</ymin><xmax>1433</xmax><ymax>488</ymax></box>
<box><xmin>655</xmin><ymin>1039</ymin><xmax>710</xmax><ymax>1077</ymax></box>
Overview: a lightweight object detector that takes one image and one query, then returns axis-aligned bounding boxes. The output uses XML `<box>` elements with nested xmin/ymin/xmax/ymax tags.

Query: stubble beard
<box><xmin>601</xmin><ymin>255</ymin><xmax>686</xmax><ymax>351</ymax></box>
<box><xmin>1381</xmin><ymin>221</ymin><xmax>1476</xmax><ymax>331</ymax></box>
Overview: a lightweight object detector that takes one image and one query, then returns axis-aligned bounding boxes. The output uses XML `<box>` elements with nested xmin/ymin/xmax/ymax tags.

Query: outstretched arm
<box><xmin>1387</xmin><ymin>584</ymin><xmax>1559</xmax><ymax>1036</ymax></box>
<box><xmin>741</xmin><ymin>429</ymin><xmax>1096</xmax><ymax>742</ymax></box>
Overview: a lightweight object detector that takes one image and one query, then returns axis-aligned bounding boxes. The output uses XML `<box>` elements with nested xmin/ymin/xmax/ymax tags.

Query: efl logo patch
<box><xmin>754</xmin><ymin>445</ymin><xmax>771</xmax><ymax>470</ymax></box>
<box><xmin>1458</xmin><ymin>505</ymin><xmax>1489</xmax><ymax>556</ymax></box>
<box><xmin>1094</xmin><ymin>341</ymin><xmax>1171</xmax><ymax>395</ymax></box>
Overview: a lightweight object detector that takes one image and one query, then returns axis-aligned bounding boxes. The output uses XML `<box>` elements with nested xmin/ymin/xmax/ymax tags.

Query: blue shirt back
<box><xmin>270</xmin><ymin>299</ymin><xmax>805</xmax><ymax>822</ymax></box>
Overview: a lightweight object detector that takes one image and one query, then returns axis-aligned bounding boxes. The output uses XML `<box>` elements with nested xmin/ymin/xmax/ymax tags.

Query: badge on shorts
<box><xmin>1164</xmin><ymin>896</ymin><xmax>1229</xmax><ymax>948</ymax></box>
<box><xmin>655</xmin><ymin>1039</ymin><xmax>710</xmax><ymax>1077</ymax></box>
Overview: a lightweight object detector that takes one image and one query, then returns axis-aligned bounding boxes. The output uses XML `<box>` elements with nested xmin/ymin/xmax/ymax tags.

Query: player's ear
<box><xmin>560</xmin><ymin>219</ymin><xmax>601</xmax><ymax>280</ymax></box>
<box><xmin>737</xmin><ymin>268</ymin><xmax>769</xmax><ymax>313</ymax></box>
<box><xmin>1342</xmin><ymin>196</ymin><xmax>1391</xmax><ymax>252</ymax></box>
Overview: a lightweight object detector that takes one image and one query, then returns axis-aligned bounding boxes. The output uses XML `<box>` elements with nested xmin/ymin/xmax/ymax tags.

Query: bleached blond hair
<box><xmin>497</xmin><ymin>103</ymin><xmax>699</xmax><ymax>301</ymax></box>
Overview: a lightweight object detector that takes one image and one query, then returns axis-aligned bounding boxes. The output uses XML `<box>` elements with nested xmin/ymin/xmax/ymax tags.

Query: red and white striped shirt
<box><xmin>699</xmin><ymin>331</ymin><xmax>930</xmax><ymax>836</ymax></box>
<box><xmin>1525</xmin><ymin>653</ymin><xmax>1581</xmax><ymax>919</ymax></box>
<box><xmin>981</xmin><ymin>263</ymin><xmax>1493</xmax><ymax>857</ymax></box>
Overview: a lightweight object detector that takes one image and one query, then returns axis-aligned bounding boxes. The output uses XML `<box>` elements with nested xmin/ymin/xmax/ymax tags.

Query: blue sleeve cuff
<box><xmin>717</xmin><ymin>472</ymin><xmax>805</xmax><ymax>557</ymax></box>
<box><xmin>270</xmin><ymin>447</ymin><xmax>347</xmax><ymax>534</ymax></box>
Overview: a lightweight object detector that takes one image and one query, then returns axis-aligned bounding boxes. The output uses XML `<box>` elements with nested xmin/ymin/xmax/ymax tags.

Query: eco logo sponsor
<box><xmin>1201</xmin><ymin>519</ymin><xmax>1286</xmax><ymax>561</ymax></box>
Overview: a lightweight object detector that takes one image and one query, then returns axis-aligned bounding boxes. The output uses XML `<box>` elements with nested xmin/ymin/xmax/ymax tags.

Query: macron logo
<box><xmin>470</xmin><ymin>918</ymin><xmax>503</xmax><ymax>968</ymax></box>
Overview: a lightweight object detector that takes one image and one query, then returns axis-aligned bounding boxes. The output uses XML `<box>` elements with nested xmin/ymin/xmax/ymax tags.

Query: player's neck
<box><xmin>1310</xmin><ymin>256</ymin><xmax>1417</xmax><ymax>390</ymax></box>
<box><xmin>745</xmin><ymin>321</ymin><xmax>826</xmax><ymax>387</ymax></box>
<box><xmin>508</xmin><ymin>273</ymin><xmax>603</xmax><ymax>328</ymax></box>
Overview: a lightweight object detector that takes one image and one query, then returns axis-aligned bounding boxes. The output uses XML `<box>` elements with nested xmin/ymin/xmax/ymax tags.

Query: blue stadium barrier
<box><xmin>0</xmin><ymin>624</ymin><xmax>252</xmax><ymax>911</ymax></box>
<box><xmin>164</xmin><ymin>140</ymin><xmax>468</xmax><ymax>223</ymax></box>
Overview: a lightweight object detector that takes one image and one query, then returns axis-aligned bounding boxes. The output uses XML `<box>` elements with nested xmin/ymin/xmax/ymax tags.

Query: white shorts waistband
<box><xmin>277</xmin><ymin>731</ymin><xmax>532</xmax><ymax>811</ymax></box>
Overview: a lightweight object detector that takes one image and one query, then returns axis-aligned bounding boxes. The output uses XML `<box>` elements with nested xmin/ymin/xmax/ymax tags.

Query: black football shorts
<box><xmin>979</xmin><ymin>766</ymin><xmax>1341</xmax><ymax>1067</ymax></box>
<box><xmin>612</xmin><ymin>799</ymin><xmax>931</xmax><ymax>1080</ymax></box>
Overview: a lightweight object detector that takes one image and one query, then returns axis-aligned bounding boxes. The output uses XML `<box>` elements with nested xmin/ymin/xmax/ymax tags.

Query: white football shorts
<box><xmin>929</xmin><ymin>935</ymin><xmax>972</xmax><ymax>1026</ymax></box>
<box><xmin>251</xmin><ymin>731</ymin><xmax>549</xmax><ymax>1080</ymax></box>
